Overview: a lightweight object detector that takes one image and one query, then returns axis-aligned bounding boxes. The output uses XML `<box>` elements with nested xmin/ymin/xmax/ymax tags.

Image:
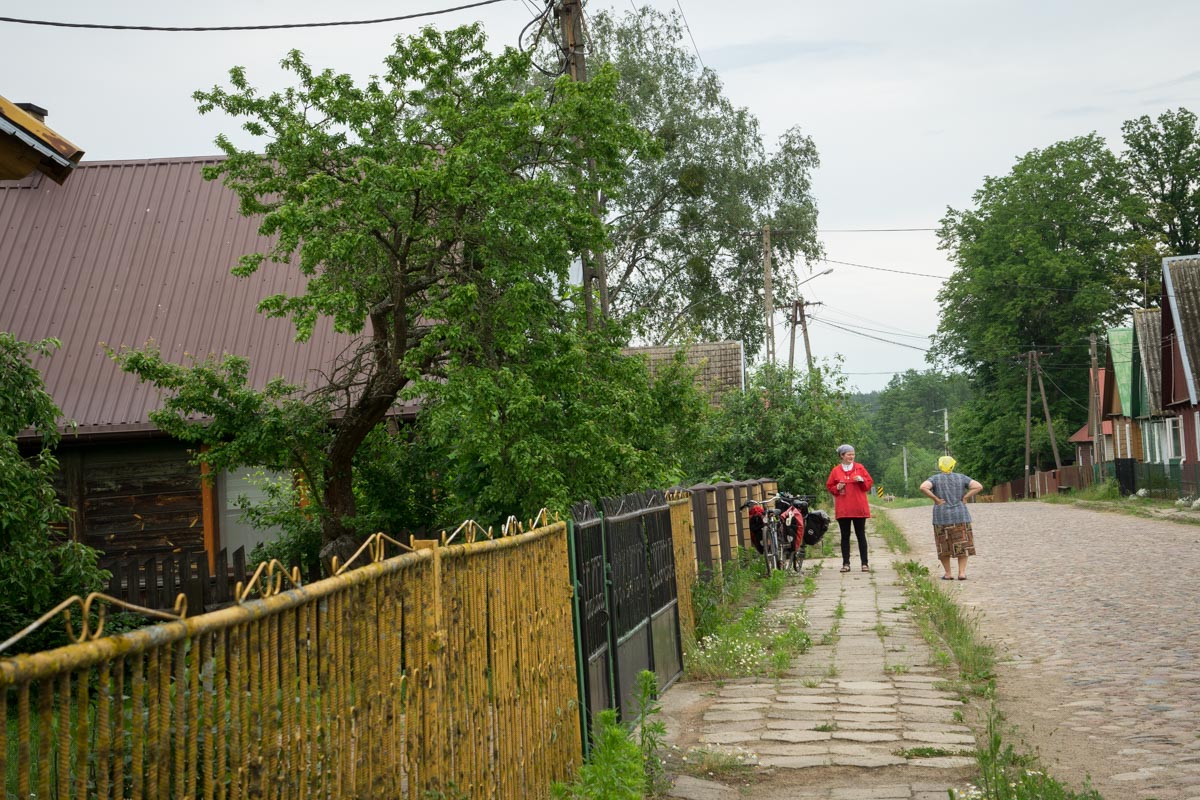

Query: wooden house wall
<box><xmin>54</xmin><ymin>440</ymin><xmax>204</xmax><ymax>559</ymax></box>
<box><xmin>1111</xmin><ymin>418</ymin><xmax>1144</xmax><ymax>461</ymax></box>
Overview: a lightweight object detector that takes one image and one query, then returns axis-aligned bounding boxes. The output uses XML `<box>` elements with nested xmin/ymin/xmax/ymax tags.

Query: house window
<box><xmin>1167</xmin><ymin>417</ymin><xmax>1183</xmax><ymax>460</ymax></box>
<box><xmin>1140</xmin><ymin>421</ymin><xmax>1160</xmax><ymax>463</ymax></box>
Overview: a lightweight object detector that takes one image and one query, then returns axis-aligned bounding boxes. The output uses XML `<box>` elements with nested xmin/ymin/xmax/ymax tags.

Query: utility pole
<box><xmin>1024</xmin><ymin>351</ymin><xmax>1033</xmax><ymax>495</ymax></box>
<box><xmin>798</xmin><ymin>298</ymin><xmax>816</xmax><ymax>373</ymax></box>
<box><xmin>1090</xmin><ymin>333</ymin><xmax>1105</xmax><ymax>476</ymax></box>
<box><xmin>788</xmin><ymin>298</ymin><xmax>817</xmax><ymax>374</ymax></box>
<box><xmin>763</xmin><ymin>225</ymin><xmax>775</xmax><ymax>364</ymax></box>
<box><xmin>557</xmin><ymin>0</ymin><xmax>609</xmax><ymax>326</ymax></box>
<box><xmin>932</xmin><ymin>407</ymin><xmax>949</xmax><ymax>454</ymax></box>
<box><xmin>1033</xmin><ymin>352</ymin><xmax>1063</xmax><ymax>469</ymax></box>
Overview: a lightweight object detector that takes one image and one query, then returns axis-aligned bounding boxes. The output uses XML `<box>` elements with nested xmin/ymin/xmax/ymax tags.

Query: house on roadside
<box><xmin>0</xmin><ymin>95</ymin><xmax>83</xmax><ymax>184</ymax></box>
<box><xmin>622</xmin><ymin>341</ymin><xmax>744</xmax><ymax>406</ymax></box>
<box><xmin>1</xmin><ymin>154</ymin><xmax>373</xmax><ymax>569</ymax></box>
<box><xmin>1131</xmin><ymin>307</ymin><xmax>1171</xmax><ymax>464</ymax></box>
<box><xmin>1159</xmin><ymin>255</ymin><xmax>1200</xmax><ymax>468</ymax></box>
<box><xmin>1103</xmin><ymin>327</ymin><xmax>1143</xmax><ymax>460</ymax></box>
<box><xmin>1072</xmin><ymin>365</ymin><xmax>1112</xmax><ymax>469</ymax></box>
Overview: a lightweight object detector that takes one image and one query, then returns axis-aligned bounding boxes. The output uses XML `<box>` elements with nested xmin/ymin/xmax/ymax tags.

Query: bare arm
<box><xmin>919</xmin><ymin>480</ymin><xmax>945</xmax><ymax>505</ymax></box>
<box><xmin>964</xmin><ymin>479</ymin><xmax>983</xmax><ymax>501</ymax></box>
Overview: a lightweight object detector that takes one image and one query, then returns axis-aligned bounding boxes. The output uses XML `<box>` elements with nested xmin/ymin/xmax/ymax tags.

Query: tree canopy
<box><xmin>580</xmin><ymin>7</ymin><xmax>823</xmax><ymax>353</ymax></box>
<box><xmin>696</xmin><ymin>364</ymin><xmax>862</xmax><ymax>501</ymax></box>
<box><xmin>0</xmin><ymin>334</ymin><xmax>108</xmax><ymax>650</ymax></box>
<box><xmin>115</xmin><ymin>25</ymin><xmax>643</xmax><ymax>552</ymax></box>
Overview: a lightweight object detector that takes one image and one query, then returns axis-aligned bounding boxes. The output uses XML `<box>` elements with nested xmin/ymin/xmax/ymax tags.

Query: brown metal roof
<box><xmin>1132</xmin><ymin>307</ymin><xmax>1163</xmax><ymax>416</ymax></box>
<box><xmin>1163</xmin><ymin>255</ymin><xmax>1200</xmax><ymax>406</ymax></box>
<box><xmin>622</xmin><ymin>341</ymin><xmax>744</xmax><ymax>404</ymax></box>
<box><xmin>0</xmin><ymin>156</ymin><xmax>364</xmax><ymax>437</ymax></box>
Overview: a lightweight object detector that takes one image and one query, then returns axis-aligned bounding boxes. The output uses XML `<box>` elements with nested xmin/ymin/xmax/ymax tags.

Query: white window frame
<box><xmin>1166</xmin><ymin>417</ymin><xmax>1183</xmax><ymax>460</ymax></box>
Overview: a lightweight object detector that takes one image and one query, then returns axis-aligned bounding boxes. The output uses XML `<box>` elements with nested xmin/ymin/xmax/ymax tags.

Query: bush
<box><xmin>0</xmin><ymin>334</ymin><xmax>110</xmax><ymax>653</ymax></box>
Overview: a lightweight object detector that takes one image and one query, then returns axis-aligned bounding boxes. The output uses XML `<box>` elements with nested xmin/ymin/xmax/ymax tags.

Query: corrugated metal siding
<box><xmin>1133</xmin><ymin>308</ymin><xmax>1163</xmax><ymax>416</ymax></box>
<box><xmin>0</xmin><ymin>157</ymin><xmax>358</xmax><ymax>435</ymax></box>
<box><xmin>1164</xmin><ymin>256</ymin><xmax>1200</xmax><ymax>406</ymax></box>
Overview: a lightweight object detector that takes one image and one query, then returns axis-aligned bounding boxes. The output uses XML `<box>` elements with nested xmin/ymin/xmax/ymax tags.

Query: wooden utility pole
<box><xmin>1024</xmin><ymin>351</ymin><xmax>1033</xmax><ymax>494</ymax></box>
<box><xmin>1033</xmin><ymin>352</ymin><xmax>1063</xmax><ymax>469</ymax></box>
<box><xmin>763</xmin><ymin>225</ymin><xmax>775</xmax><ymax>364</ymax></box>
<box><xmin>557</xmin><ymin>0</ymin><xmax>610</xmax><ymax>326</ymax></box>
<box><xmin>798</xmin><ymin>298</ymin><xmax>815</xmax><ymax>373</ymax></box>
<box><xmin>787</xmin><ymin>299</ymin><xmax>816</xmax><ymax>373</ymax></box>
<box><xmin>1090</xmin><ymin>333</ymin><xmax>1105</xmax><ymax>475</ymax></box>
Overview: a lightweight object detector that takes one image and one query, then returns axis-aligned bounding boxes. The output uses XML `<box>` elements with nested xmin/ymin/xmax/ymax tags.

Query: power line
<box><xmin>820</xmin><ymin>258</ymin><xmax>951</xmax><ymax>280</ymax></box>
<box><xmin>673</xmin><ymin>0</ymin><xmax>706</xmax><ymax>69</ymax></box>
<box><xmin>809</xmin><ymin>317</ymin><xmax>930</xmax><ymax>352</ymax></box>
<box><xmin>809</xmin><ymin>314</ymin><xmax>932</xmax><ymax>341</ymax></box>
<box><xmin>0</xmin><ymin>0</ymin><xmax>512</xmax><ymax>32</ymax></box>
<box><xmin>820</xmin><ymin>227</ymin><xmax>937</xmax><ymax>233</ymax></box>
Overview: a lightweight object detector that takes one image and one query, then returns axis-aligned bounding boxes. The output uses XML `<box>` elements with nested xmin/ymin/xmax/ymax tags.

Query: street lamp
<box><xmin>789</xmin><ymin>268</ymin><xmax>834</xmax><ymax>372</ymax></box>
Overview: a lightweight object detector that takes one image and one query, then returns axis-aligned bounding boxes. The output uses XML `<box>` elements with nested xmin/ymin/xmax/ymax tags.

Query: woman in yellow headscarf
<box><xmin>919</xmin><ymin>456</ymin><xmax>983</xmax><ymax>580</ymax></box>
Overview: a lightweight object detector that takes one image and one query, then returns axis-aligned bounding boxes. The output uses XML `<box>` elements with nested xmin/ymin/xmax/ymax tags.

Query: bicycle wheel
<box><xmin>765</xmin><ymin>523</ymin><xmax>781</xmax><ymax>575</ymax></box>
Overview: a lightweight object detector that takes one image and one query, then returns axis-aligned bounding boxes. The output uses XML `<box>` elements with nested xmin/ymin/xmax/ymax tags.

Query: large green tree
<box><xmin>1122</xmin><ymin>107</ymin><xmax>1200</xmax><ymax>258</ymax></box>
<box><xmin>0</xmin><ymin>334</ymin><xmax>109</xmax><ymax>650</ymax></box>
<box><xmin>935</xmin><ymin>135</ymin><xmax>1135</xmax><ymax>482</ymax></box>
<box><xmin>580</xmin><ymin>7</ymin><xmax>822</xmax><ymax>353</ymax></box>
<box><xmin>697</xmin><ymin>364</ymin><xmax>862</xmax><ymax>501</ymax></box>
<box><xmin>859</xmin><ymin>369</ymin><xmax>972</xmax><ymax>490</ymax></box>
<box><xmin>115</xmin><ymin>25</ymin><xmax>641</xmax><ymax>553</ymax></box>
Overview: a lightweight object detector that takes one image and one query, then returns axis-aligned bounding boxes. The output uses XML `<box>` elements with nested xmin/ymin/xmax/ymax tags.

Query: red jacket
<box><xmin>826</xmin><ymin>463</ymin><xmax>873</xmax><ymax>519</ymax></box>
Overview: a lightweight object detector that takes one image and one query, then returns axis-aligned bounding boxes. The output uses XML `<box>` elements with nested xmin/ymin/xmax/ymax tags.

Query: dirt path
<box><xmin>887</xmin><ymin>502</ymin><xmax>1200</xmax><ymax>800</ymax></box>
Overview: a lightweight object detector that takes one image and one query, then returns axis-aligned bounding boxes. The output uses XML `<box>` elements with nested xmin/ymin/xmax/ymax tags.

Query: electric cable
<box><xmin>673</xmin><ymin>0</ymin><xmax>706</xmax><ymax>69</ymax></box>
<box><xmin>0</xmin><ymin>0</ymin><xmax>513</xmax><ymax>32</ymax></box>
<box><xmin>808</xmin><ymin>317</ymin><xmax>930</xmax><ymax>353</ymax></box>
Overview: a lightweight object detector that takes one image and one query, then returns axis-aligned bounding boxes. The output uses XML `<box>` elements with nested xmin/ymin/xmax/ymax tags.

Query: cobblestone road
<box><xmin>889</xmin><ymin>502</ymin><xmax>1200</xmax><ymax>800</ymax></box>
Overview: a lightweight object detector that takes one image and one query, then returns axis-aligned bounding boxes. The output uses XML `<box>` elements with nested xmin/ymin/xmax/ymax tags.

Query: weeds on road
<box><xmin>950</xmin><ymin>707</ymin><xmax>1105</xmax><ymax>800</ymax></box>
<box><xmin>874</xmin><ymin>511</ymin><xmax>1107</xmax><ymax>800</ymax></box>
<box><xmin>873</xmin><ymin>512</ymin><xmax>912</xmax><ymax>554</ymax></box>
<box><xmin>552</xmin><ymin>671</ymin><xmax>668</xmax><ymax>800</ymax></box>
<box><xmin>894</xmin><ymin>560</ymin><xmax>994</xmax><ymax>694</ymax></box>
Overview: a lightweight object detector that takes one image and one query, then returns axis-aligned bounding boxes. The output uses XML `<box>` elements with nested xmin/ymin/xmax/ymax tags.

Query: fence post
<box><xmin>413</xmin><ymin>539</ymin><xmax>446</xmax><ymax>793</ymax></box>
<box><xmin>564</xmin><ymin>520</ymin><xmax>590</xmax><ymax>757</ymax></box>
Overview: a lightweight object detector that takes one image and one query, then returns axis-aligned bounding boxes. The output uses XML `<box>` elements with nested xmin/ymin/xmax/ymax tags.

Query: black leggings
<box><xmin>838</xmin><ymin>517</ymin><xmax>868</xmax><ymax>566</ymax></box>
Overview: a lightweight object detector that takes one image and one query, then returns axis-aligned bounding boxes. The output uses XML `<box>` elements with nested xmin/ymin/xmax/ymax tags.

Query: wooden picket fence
<box><xmin>0</xmin><ymin>521</ymin><xmax>581</xmax><ymax>800</ymax></box>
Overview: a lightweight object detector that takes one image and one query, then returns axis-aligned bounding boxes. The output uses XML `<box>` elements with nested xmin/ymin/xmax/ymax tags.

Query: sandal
<box><xmin>839</xmin><ymin>564</ymin><xmax>851</xmax><ymax>573</ymax></box>
<box><xmin>861</xmin><ymin>565</ymin><xmax>871</xmax><ymax>572</ymax></box>
<box><xmin>941</xmin><ymin>575</ymin><xmax>955</xmax><ymax>581</ymax></box>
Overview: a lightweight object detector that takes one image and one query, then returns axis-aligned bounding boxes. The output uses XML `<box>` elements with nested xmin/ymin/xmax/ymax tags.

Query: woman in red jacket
<box><xmin>825</xmin><ymin>444</ymin><xmax>873</xmax><ymax>573</ymax></box>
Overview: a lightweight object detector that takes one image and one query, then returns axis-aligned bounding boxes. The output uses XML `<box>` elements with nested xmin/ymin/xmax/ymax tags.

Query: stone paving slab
<box><xmin>663</xmin><ymin>522</ymin><xmax>978</xmax><ymax>800</ymax></box>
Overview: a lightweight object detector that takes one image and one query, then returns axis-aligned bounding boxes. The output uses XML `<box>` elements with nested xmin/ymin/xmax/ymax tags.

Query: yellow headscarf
<box><xmin>938</xmin><ymin>456</ymin><xmax>956</xmax><ymax>473</ymax></box>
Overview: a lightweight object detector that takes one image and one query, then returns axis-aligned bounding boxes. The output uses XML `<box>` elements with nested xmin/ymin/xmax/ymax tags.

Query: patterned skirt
<box><xmin>934</xmin><ymin>522</ymin><xmax>976</xmax><ymax>558</ymax></box>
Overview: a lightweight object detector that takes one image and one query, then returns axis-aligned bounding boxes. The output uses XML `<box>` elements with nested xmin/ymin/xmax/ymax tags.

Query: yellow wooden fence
<box><xmin>0</xmin><ymin>521</ymin><xmax>581</xmax><ymax>800</ymax></box>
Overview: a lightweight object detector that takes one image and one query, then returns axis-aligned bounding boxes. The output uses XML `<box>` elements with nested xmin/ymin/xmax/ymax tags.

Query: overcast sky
<box><xmin>6</xmin><ymin>0</ymin><xmax>1200</xmax><ymax>392</ymax></box>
